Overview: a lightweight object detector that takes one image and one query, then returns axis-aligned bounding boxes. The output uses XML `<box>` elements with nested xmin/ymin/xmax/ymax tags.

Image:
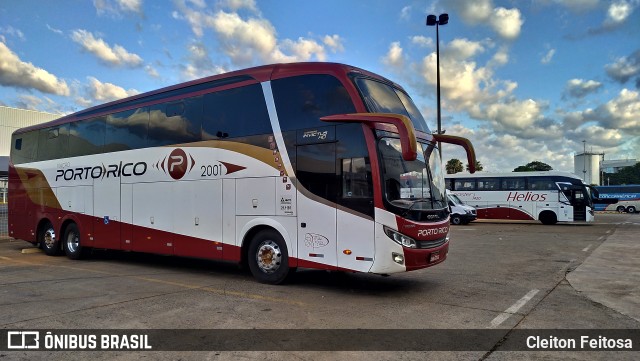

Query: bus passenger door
<box><xmin>295</xmin><ymin>142</ymin><xmax>338</xmax><ymax>269</ymax></box>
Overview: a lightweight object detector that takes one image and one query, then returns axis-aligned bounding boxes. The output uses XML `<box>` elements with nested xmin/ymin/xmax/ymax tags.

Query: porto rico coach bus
<box><xmin>446</xmin><ymin>171</ymin><xmax>615</xmax><ymax>225</ymax></box>
<box><xmin>9</xmin><ymin>62</ymin><xmax>476</xmax><ymax>284</ymax></box>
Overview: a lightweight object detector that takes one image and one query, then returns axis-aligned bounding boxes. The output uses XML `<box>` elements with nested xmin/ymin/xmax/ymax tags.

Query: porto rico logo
<box><xmin>154</xmin><ymin>148</ymin><xmax>247</xmax><ymax>180</ymax></box>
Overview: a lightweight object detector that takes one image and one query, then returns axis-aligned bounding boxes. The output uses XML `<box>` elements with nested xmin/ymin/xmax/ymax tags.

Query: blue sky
<box><xmin>1</xmin><ymin>0</ymin><xmax>639</xmax><ymax>172</ymax></box>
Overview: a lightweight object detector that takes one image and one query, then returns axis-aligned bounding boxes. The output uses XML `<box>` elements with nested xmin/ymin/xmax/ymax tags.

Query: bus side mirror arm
<box><xmin>432</xmin><ymin>134</ymin><xmax>478</xmax><ymax>174</ymax></box>
<box><xmin>321</xmin><ymin>113</ymin><xmax>417</xmax><ymax>161</ymax></box>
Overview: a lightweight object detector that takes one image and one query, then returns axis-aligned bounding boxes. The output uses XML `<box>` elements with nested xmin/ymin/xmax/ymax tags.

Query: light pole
<box><xmin>426</xmin><ymin>13</ymin><xmax>448</xmax><ymax>137</ymax></box>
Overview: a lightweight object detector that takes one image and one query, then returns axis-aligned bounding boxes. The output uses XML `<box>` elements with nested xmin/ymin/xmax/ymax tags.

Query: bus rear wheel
<box><xmin>627</xmin><ymin>206</ymin><xmax>636</xmax><ymax>214</ymax></box>
<box><xmin>617</xmin><ymin>206</ymin><xmax>626</xmax><ymax>213</ymax></box>
<box><xmin>39</xmin><ymin>221</ymin><xmax>60</xmax><ymax>256</ymax></box>
<box><xmin>247</xmin><ymin>229</ymin><xmax>290</xmax><ymax>284</ymax></box>
<box><xmin>63</xmin><ymin>223</ymin><xmax>86</xmax><ymax>260</ymax></box>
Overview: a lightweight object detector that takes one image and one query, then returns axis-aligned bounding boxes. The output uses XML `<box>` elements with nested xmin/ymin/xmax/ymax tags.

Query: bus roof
<box><xmin>445</xmin><ymin>171</ymin><xmax>583</xmax><ymax>180</ymax></box>
<box><xmin>14</xmin><ymin>62</ymin><xmax>402</xmax><ymax>135</ymax></box>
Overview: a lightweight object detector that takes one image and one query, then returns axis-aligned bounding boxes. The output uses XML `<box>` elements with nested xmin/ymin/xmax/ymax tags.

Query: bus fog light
<box><xmin>392</xmin><ymin>252</ymin><xmax>404</xmax><ymax>265</ymax></box>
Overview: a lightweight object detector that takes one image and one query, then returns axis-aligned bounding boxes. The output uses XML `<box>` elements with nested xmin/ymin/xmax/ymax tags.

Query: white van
<box><xmin>447</xmin><ymin>190</ymin><xmax>477</xmax><ymax>225</ymax></box>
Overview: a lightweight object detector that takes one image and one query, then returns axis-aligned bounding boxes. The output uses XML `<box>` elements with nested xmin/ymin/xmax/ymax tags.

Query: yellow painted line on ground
<box><xmin>135</xmin><ymin>276</ymin><xmax>307</xmax><ymax>307</ymax></box>
<box><xmin>2</xmin><ymin>253</ymin><xmax>306</xmax><ymax>307</ymax></box>
<box><xmin>21</xmin><ymin>248</ymin><xmax>43</xmax><ymax>254</ymax></box>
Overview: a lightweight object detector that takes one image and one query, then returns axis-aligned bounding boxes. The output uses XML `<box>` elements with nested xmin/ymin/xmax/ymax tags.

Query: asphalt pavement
<box><xmin>567</xmin><ymin>212</ymin><xmax>640</xmax><ymax>322</ymax></box>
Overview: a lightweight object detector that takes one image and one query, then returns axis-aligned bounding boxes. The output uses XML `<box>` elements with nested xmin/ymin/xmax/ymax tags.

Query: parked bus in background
<box><xmin>594</xmin><ymin>185</ymin><xmax>640</xmax><ymax>213</ymax></box>
<box><xmin>9</xmin><ymin>62</ymin><xmax>476</xmax><ymax>284</ymax></box>
<box><xmin>445</xmin><ymin>171</ymin><xmax>615</xmax><ymax>225</ymax></box>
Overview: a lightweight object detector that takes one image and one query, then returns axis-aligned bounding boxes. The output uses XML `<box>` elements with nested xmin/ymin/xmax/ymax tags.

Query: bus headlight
<box><xmin>384</xmin><ymin>226</ymin><xmax>417</xmax><ymax>248</ymax></box>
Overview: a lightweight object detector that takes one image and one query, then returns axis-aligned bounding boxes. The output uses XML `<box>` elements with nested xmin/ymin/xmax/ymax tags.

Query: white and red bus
<box><xmin>445</xmin><ymin>171</ymin><xmax>613</xmax><ymax>225</ymax></box>
<box><xmin>9</xmin><ymin>62</ymin><xmax>476</xmax><ymax>284</ymax></box>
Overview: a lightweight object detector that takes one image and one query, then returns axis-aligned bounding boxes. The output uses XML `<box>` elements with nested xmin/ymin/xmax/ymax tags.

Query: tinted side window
<box><xmin>148</xmin><ymin>96</ymin><xmax>202</xmax><ymax>147</ymax></box>
<box><xmin>105</xmin><ymin>108</ymin><xmax>148</xmax><ymax>151</ymax></box>
<box><xmin>528</xmin><ymin>177</ymin><xmax>555</xmax><ymax>190</ymax></box>
<box><xmin>272</xmin><ymin>74</ymin><xmax>356</xmax><ymax>132</ymax></box>
<box><xmin>455</xmin><ymin>179</ymin><xmax>476</xmax><ymax>191</ymax></box>
<box><xmin>477</xmin><ymin>178</ymin><xmax>500</xmax><ymax>190</ymax></box>
<box><xmin>337</xmin><ymin>123</ymin><xmax>373</xmax><ymax>216</ymax></box>
<box><xmin>202</xmin><ymin>84</ymin><xmax>271</xmax><ymax>139</ymax></box>
<box><xmin>502</xmin><ymin>177</ymin><xmax>526</xmax><ymax>190</ymax></box>
<box><xmin>297</xmin><ymin>143</ymin><xmax>337</xmax><ymax>203</ymax></box>
<box><xmin>11</xmin><ymin>131</ymin><xmax>39</xmax><ymax>164</ymax></box>
<box><xmin>69</xmin><ymin>117</ymin><xmax>105</xmax><ymax>157</ymax></box>
<box><xmin>37</xmin><ymin>124</ymin><xmax>69</xmax><ymax>161</ymax></box>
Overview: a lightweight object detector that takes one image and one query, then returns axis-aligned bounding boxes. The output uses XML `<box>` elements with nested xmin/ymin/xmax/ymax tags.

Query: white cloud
<box><xmin>563</xmin><ymin>79</ymin><xmax>603</xmax><ymax>99</ymax></box>
<box><xmin>46</xmin><ymin>24</ymin><xmax>64</xmax><ymax>35</ymax></box>
<box><xmin>382</xmin><ymin>42</ymin><xmax>405</xmax><ymax>68</ymax></box>
<box><xmin>410</xmin><ymin>35</ymin><xmax>433</xmax><ymax>48</ymax></box>
<box><xmin>145</xmin><ymin>65</ymin><xmax>159</xmax><ymax>78</ymax></box>
<box><xmin>605</xmin><ymin>49</ymin><xmax>640</xmax><ymax>85</ymax></box>
<box><xmin>93</xmin><ymin>0</ymin><xmax>143</xmax><ymax>16</ymax></box>
<box><xmin>443</xmin><ymin>38</ymin><xmax>486</xmax><ymax>60</ymax></box>
<box><xmin>583</xmin><ymin>88</ymin><xmax>640</xmax><ymax>134</ymax></box>
<box><xmin>71</xmin><ymin>29</ymin><xmax>143</xmax><ymax>67</ymax></box>
<box><xmin>400</xmin><ymin>6</ymin><xmax>412</xmax><ymax>20</ymax></box>
<box><xmin>0</xmin><ymin>42</ymin><xmax>70</xmax><ymax>96</ymax></box>
<box><xmin>444</xmin><ymin>0</ymin><xmax>524</xmax><ymax>40</ymax></box>
<box><xmin>173</xmin><ymin>1</ymin><xmax>340</xmax><ymax>67</ymax></box>
<box><xmin>541</xmin><ymin>48</ymin><xmax>556</xmax><ymax>64</ymax></box>
<box><xmin>180</xmin><ymin>42</ymin><xmax>227</xmax><ymax>80</ymax></box>
<box><xmin>221</xmin><ymin>0</ymin><xmax>258</xmax><ymax>12</ymax></box>
<box><xmin>323</xmin><ymin>35</ymin><xmax>345</xmax><ymax>53</ymax></box>
<box><xmin>84</xmin><ymin>76</ymin><xmax>139</xmax><ymax>104</ymax></box>
<box><xmin>489</xmin><ymin>7</ymin><xmax>524</xmax><ymax>40</ymax></box>
<box><xmin>546</xmin><ymin>0</ymin><xmax>600</xmax><ymax>12</ymax></box>
<box><xmin>0</xmin><ymin>26</ymin><xmax>25</xmax><ymax>40</ymax></box>
<box><xmin>605</xmin><ymin>0</ymin><xmax>636</xmax><ymax>25</ymax></box>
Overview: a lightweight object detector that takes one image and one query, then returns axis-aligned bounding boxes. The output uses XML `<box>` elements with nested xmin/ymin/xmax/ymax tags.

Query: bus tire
<box><xmin>39</xmin><ymin>221</ymin><xmax>60</xmax><ymax>256</ymax></box>
<box><xmin>627</xmin><ymin>206</ymin><xmax>636</xmax><ymax>214</ymax></box>
<box><xmin>247</xmin><ymin>229</ymin><xmax>290</xmax><ymax>285</ymax></box>
<box><xmin>63</xmin><ymin>223</ymin><xmax>85</xmax><ymax>260</ymax></box>
<box><xmin>539</xmin><ymin>211</ymin><xmax>557</xmax><ymax>225</ymax></box>
<box><xmin>616</xmin><ymin>206</ymin><xmax>626</xmax><ymax>213</ymax></box>
<box><xmin>451</xmin><ymin>215</ymin><xmax>463</xmax><ymax>225</ymax></box>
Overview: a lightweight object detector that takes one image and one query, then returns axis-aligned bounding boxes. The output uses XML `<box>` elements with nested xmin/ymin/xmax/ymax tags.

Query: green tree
<box><xmin>446</xmin><ymin>158</ymin><xmax>464</xmax><ymax>174</ymax></box>
<box><xmin>603</xmin><ymin>163</ymin><xmax>640</xmax><ymax>184</ymax></box>
<box><xmin>466</xmin><ymin>160</ymin><xmax>484</xmax><ymax>172</ymax></box>
<box><xmin>513</xmin><ymin>161</ymin><xmax>553</xmax><ymax>172</ymax></box>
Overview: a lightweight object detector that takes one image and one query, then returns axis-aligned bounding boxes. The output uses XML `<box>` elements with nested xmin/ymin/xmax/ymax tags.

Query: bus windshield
<box><xmin>354</xmin><ymin>77</ymin><xmax>430</xmax><ymax>133</ymax></box>
<box><xmin>379</xmin><ymin>138</ymin><xmax>446</xmax><ymax>211</ymax></box>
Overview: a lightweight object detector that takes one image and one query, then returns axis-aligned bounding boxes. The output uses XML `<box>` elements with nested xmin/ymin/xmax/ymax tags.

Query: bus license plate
<box><xmin>430</xmin><ymin>252</ymin><xmax>440</xmax><ymax>263</ymax></box>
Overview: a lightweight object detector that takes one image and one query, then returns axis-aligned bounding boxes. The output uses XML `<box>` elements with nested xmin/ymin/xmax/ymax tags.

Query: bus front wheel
<box><xmin>247</xmin><ymin>229</ymin><xmax>290</xmax><ymax>285</ymax></box>
<box><xmin>63</xmin><ymin>223</ymin><xmax>86</xmax><ymax>260</ymax></box>
<box><xmin>540</xmin><ymin>211</ymin><xmax>557</xmax><ymax>225</ymax></box>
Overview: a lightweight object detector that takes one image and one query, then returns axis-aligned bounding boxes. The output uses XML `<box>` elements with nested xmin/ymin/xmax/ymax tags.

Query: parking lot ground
<box><xmin>0</xmin><ymin>213</ymin><xmax>638</xmax><ymax>360</ymax></box>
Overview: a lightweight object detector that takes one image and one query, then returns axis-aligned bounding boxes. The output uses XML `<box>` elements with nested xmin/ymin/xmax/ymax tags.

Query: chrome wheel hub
<box><xmin>256</xmin><ymin>240</ymin><xmax>282</xmax><ymax>274</ymax></box>
<box><xmin>67</xmin><ymin>231</ymin><xmax>79</xmax><ymax>253</ymax></box>
<box><xmin>44</xmin><ymin>228</ymin><xmax>56</xmax><ymax>249</ymax></box>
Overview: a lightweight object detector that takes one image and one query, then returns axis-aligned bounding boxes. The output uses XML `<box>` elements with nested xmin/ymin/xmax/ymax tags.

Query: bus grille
<box><xmin>416</xmin><ymin>237</ymin><xmax>447</xmax><ymax>249</ymax></box>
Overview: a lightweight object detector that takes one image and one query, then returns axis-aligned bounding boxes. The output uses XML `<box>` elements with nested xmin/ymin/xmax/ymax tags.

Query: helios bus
<box><xmin>9</xmin><ymin>62</ymin><xmax>476</xmax><ymax>284</ymax></box>
<box><xmin>594</xmin><ymin>185</ymin><xmax>640</xmax><ymax>213</ymax></box>
<box><xmin>446</xmin><ymin>171</ymin><xmax>614</xmax><ymax>225</ymax></box>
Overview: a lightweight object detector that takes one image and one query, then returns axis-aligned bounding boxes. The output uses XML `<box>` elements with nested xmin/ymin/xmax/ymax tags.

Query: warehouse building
<box><xmin>0</xmin><ymin>106</ymin><xmax>60</xmax><ymax>202</ymax></box>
